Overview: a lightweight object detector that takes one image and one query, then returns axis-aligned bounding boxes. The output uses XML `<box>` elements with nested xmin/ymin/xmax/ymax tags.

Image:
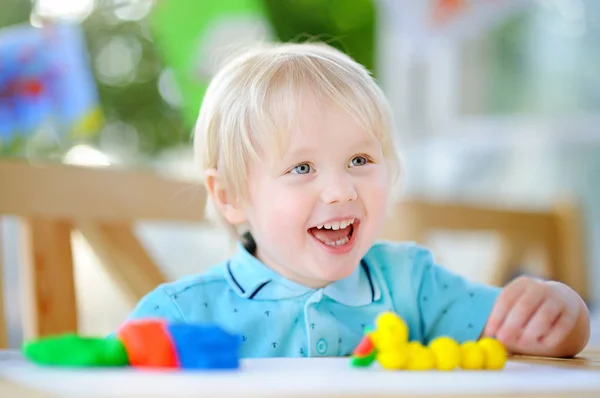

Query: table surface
<box><xmin>1</xmin><ymin>348</ymin><xmax>599</xmax><ymax>398</ymax></box>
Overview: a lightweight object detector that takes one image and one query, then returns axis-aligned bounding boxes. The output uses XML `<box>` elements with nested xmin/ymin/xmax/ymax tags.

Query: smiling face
<box><xmin>196</xmin><ymin>43</ymin><xmax>400</xmax><ymax>288</ymax></box>
<box><xmin>242</xmin><ymin>92</ymin><xmax>391</xmax><ymax>288</ymax></box>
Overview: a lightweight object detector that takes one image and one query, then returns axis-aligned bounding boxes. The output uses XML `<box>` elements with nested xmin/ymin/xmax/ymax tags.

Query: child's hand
<box><xmin>483</xmin><ymin>276</ymin><xmax>590</xmax><ymax>358</ymax></box>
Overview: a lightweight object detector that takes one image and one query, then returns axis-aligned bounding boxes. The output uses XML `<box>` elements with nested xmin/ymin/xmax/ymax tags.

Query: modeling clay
<box><xmin>23</xmin><ymin>319</ymin><xmax>242</xmax><ymax>370</ymax></box>
<box><xmin>22</xmin><ymin>334</ymin><xmax>129</xmax><ymax>367</ymax></box>
<box><xmin>376</xmin><ymin>347</ymin><xmax>409</xmax><ymax>370</ymax></box>
<box><xmin>350</xmin><ymin>333</ymin><xmax>377</xmax><ymax>367</ymax></box>
<box><xmin>477</xmin><ymin>337</ymin><xmax>507</xmax><ymax>370</ymax></box>
<box><xmin>459</xmin><ymin>340</ymin><xmax>485</xmax><ymax>370</ymax></box>
<box><xmin>352</xmin><ymin>311</ymin><xmax>410</xmax><ymax>369</ymax></box>
<box><xmin>428</xmin><ymin>337</ymin><xmax>460</xmax><ymax>371</ymax></box>
<box><xmin>405</xmin><ymin>341</ymin><xmax>435</xmax><ymax>371</ymax></box>
<box><xmin>350</xmin><ymin>311</ymin><xmax>507</xmax><ymax>371</ymax></box>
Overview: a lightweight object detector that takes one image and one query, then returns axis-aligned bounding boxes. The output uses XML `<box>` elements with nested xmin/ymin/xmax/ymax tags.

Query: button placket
<box><xmin>304</xmin><ymin>290</ymin><xmax>324</xmax><ymax>356</ymax></box>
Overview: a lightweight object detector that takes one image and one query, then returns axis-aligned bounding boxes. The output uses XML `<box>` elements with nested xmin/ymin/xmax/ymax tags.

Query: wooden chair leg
<box><xmin>20</xmin><ymin>217</ymin><xmax>78</xmax><ymax>339</ymax></box>
<box><xmin>550</xmin><ymin>202</ymin><xmax>590</xmax><ymax>302</ymax></box>
<box><xmin>76</xmin><ymin>221</ymin><xmax>168</xmax><ymax>304</ymax></box>
<box><xmin>0</xmin><ymin>216</ymin><xmax>8</xmax><ymax>348</ymax></box>
<box><xmin>490</xmin><ymin>235</ymin><xmax>526</xmax><ymax>287</ymax></box>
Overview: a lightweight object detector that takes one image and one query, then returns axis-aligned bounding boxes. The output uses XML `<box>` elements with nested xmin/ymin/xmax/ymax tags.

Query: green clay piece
<box><xmin>22</xmin><ymin>334</ymin><xmax>129</xmax><ymax>367</ymax></box>
<box><xmin>350</xmin><ymin>351</ymin><xmax>377</xmax><ymax>367</ymax></box>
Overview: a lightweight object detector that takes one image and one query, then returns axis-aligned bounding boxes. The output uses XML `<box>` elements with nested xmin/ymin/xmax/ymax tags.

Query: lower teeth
<box><xmin>323</xmin><ymin>236</ymin><xmax>349</xmax><ymax>247</ymax></box>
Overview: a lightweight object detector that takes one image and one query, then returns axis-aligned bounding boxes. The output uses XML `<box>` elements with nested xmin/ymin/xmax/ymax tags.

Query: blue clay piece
<box><xmin>167</xmin><ymin>324</ymin><xmax>241</xmax><ymax>370</ymax></box>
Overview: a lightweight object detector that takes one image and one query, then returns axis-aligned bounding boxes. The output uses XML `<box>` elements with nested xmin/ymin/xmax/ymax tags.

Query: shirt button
<box><xmin>316</xmin><ymin>338</ymin><xmax>328</xmax><ymax>355</ymax></box>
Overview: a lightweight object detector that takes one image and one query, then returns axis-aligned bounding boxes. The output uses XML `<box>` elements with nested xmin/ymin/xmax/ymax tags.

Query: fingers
<box><xmin>539</xmin><ymin>310</ymin><xmax>577</xmax><ymax>351</ymax></box>
<box><xmin>484</xmin><ymin>277</ymin><xmax>529</xmax><ymax>337</ymax></box>
<box><xmin>517</xmin><ymin>298</ymin><xmax>563</xmax><ymax>347</ymax></box>
<box><xmin>484</xmin><ymin>278</ymin><xmax>584</xmax><ymax>357</ymax></box>
<box><xmin>495</xmin><ymin>285</ymin><xmax>546</xmax><ymax>345</ymax></box>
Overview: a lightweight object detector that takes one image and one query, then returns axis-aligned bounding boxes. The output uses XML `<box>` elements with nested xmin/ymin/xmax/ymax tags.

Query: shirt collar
<box><xmin>225</xmin><ymin>243</ymin><xmax>381</xmax><ymax>306</ymax></box>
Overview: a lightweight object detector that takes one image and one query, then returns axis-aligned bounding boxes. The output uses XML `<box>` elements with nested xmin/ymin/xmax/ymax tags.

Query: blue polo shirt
<box><xmin>121</xmin><ymin>241</ymin><xmax>500</xmax><ymax>358</ymax></box>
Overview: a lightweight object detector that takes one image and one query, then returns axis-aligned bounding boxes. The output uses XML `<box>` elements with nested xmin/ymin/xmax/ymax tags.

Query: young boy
<box><xmin>122</xmin><ymin>43</ymin><xmax>590</xmax><ymax>359</ymax></box>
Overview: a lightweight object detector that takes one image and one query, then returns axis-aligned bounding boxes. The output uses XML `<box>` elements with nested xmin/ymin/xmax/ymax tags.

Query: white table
<box><xmin>1</xmin><ymin>349</ymin><xmax>600</xmax><ymax>398</ymax></box>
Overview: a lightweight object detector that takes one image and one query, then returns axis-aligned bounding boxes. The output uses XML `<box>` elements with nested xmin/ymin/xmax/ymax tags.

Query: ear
<box><xmin>205</xmin><ymin>169</ymin><xmax>247</xmax><ymax>225</ymax></box>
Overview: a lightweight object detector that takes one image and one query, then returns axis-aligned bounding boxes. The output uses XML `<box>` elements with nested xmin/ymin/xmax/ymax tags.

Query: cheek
<box><xmin>250</xmin><ymin>182</ymin><xmax>311</xmax><ymax>235</ymax></box>
<box><xmin>361</xmin><ymin>170</ymin><xmax>390</xmax><ymax>214</ymax></box>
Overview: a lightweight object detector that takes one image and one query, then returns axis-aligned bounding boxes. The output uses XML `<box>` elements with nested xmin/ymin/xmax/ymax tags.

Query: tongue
<box><xmin>311</xmin><ymin>226</ymin><xmax>351</xmax><ymax>242</ymax></box>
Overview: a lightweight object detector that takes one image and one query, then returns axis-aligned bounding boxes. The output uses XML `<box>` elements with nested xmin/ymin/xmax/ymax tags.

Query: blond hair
<box><xmin>193</xmin><ymin>42</ymin><xmax>401</xmax><ymax>237</ymax></box>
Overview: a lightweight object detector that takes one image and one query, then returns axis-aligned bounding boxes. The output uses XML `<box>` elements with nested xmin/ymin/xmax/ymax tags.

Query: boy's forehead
<box><xmin>250</xmin><ymin>86</ymin><xmax>382</xmax><ymax>165</ymax></box>
<box><xmin>290</xmin><ymin>99</ymin><xmax>373</xmax><ymax>143</ymax></box>
<box><xmin>249</xmin><ymin>91</ymin><xmax>323</xmax><ymax>157</ymax></box>
<box><xmin>279</xmin><ymin>122</ymin><xmax>379</xmax><ymax>161</ymax></box>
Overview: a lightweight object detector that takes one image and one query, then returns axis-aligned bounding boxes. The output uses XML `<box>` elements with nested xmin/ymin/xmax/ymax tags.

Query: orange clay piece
<box><xmin>117</xmin><ymin>319</ymin><xmax>179</xmax><ymax>368</ymax></box>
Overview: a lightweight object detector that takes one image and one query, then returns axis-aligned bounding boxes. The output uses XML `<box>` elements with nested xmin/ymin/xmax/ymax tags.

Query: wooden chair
<box><xmin>0</xmin><ymin>157</ymin><xmax>590</xmax><ymax>348</ymax></box>
<box><xmin>0</xmin><ymin>159</ymin><xmax>207</xmax><ymax>348</ymax></box>
<box><xmin>380</xmin><ymin>199</ymin><xmax>590</xmax><ymax>301</ymax></box>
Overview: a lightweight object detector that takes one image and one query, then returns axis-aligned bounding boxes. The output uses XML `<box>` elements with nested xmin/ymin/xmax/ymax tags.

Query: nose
<box><xmin>320</xmin><ymin>172</ymin><xmax>358</xmax><ymax>204</ymax></box>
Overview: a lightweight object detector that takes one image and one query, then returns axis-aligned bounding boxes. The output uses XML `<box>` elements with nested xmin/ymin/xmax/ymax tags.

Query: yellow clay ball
<box><xmin>377</xmin><ymin>348</ymin><xmax>409</xmax><ymax>370</ymax></box>
<box><xmin>428</xmin><ymin>337</ymin><xmax>460</xmax><ymax>371</ymax></box>
<box><xmin>460</xmin><ymin>341</ymin><xmax>485</xmax><ymax>370</ymax></box>
<box><xmin>373</xmin><ymin>312</ymin><xmax>409</xmax><ymax>350</ymax></box>
<box><xmin>406</xmin><ymin>342</ymin><xmax>435</xmax><ymax>371</ymax></box>
<box><xmin>375</xmin><ymin>312</ymin><xmax>409</xmax><ymax>340</ymax></box>
<box><xmin>477</xmin><ymin>337</ymin><xmax>507</xmax><ymax>370</ymax></box>
<box><xmin>373</xmin><ymin>334</ymin><xmax>395</xmax><ymax>351</ymax></box>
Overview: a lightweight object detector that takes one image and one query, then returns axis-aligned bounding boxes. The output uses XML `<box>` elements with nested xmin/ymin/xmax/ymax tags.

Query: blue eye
<box><xmin>291</xmin><ymin>163</ymin><xmax>312</xmax><ymax>174</ymax></box>
<box><xmin>349</xmin><ymin>156</ymin><xmax>368</xmax><ymax>167</ymax></box>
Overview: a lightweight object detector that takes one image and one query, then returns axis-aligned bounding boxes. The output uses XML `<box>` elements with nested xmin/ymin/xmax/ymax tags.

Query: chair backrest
<box><xmin>0</xmin><ymin>159</ymin><xmax>207</xmax><ymax>222</ymax></box>
<box><xmin>380</xmin><ymin>200</ymin><xmax>555</xmax><ymax>244</ymax></box>
<box><xmin>0</xmin><ymin>159</ymin><xmax>589</xmax><ymax>345</ymax></box>
<box><xmin>0</xmin><ymin>159</ymin><xmax>208</xmax><ymax>345</ymax></box>
<box><xmin>380</xmin><ymin>199</ymin><xmax>589</xmax><ymax>301</ymax></box>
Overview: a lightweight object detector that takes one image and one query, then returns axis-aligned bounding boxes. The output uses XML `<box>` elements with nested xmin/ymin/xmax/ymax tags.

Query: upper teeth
<box><xmin>316</xmin><ymin>218</ymin><xmax>355</xmax><ymax>230</ymax></box>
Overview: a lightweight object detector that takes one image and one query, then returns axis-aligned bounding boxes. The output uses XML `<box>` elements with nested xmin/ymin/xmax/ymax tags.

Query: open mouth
<box><xmin>308</xmin><ymin>218</ymin><xmax>358</xmax><ymax>249</ymax></box>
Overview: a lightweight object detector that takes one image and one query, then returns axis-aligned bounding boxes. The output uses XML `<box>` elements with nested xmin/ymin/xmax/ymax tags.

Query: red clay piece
<box><xmin>352</xmin><ymin>334</ymin><xmax>375</xmax><ymax>357</ymax></box>
<box><xmin>117</xmin><ymin>319</ymin><xmax>179</xmax><ymax>369</ymax></box>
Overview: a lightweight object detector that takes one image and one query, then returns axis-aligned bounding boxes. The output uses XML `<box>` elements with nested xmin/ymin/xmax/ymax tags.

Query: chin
<box><xmin>316</xmin><ymin>262</ymin><xmax>358</xmax><ymax>282</ymax></box>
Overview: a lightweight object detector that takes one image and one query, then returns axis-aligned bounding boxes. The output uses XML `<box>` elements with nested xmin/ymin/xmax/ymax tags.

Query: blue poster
<box><xmin>0</xmin><ymin>22</ymin><xmax>102</xmax><ymax>150</ymax></box>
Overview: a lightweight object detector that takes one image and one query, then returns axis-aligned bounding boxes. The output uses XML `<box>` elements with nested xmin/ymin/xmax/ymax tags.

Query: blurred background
<box><xmin>1</xmin><ymin>0</ymin><xmax>599</xmax><ymax>348</ymax></box>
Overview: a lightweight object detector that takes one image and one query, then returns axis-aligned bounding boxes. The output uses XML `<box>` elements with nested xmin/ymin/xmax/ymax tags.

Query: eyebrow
<box><xmin>353</xmin><ymin>139</ymin><xmax>380</xmax><ymax>151</ymax></box>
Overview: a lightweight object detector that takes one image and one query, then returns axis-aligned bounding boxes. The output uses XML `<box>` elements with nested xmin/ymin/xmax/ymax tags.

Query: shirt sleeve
<box><xmin>411</xmin><ymin>246</ymin><xmax>501</xmax><ymax>344</ymax></box>
<box><xmin>126</xmin><ymin>285</ymin><xmax>187</xmax><ymax>322</ymax></box>
<box><xmin>107</xmin><ymin>286</ymin><xmax>187</xmax><ymax>338</ymax></box>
